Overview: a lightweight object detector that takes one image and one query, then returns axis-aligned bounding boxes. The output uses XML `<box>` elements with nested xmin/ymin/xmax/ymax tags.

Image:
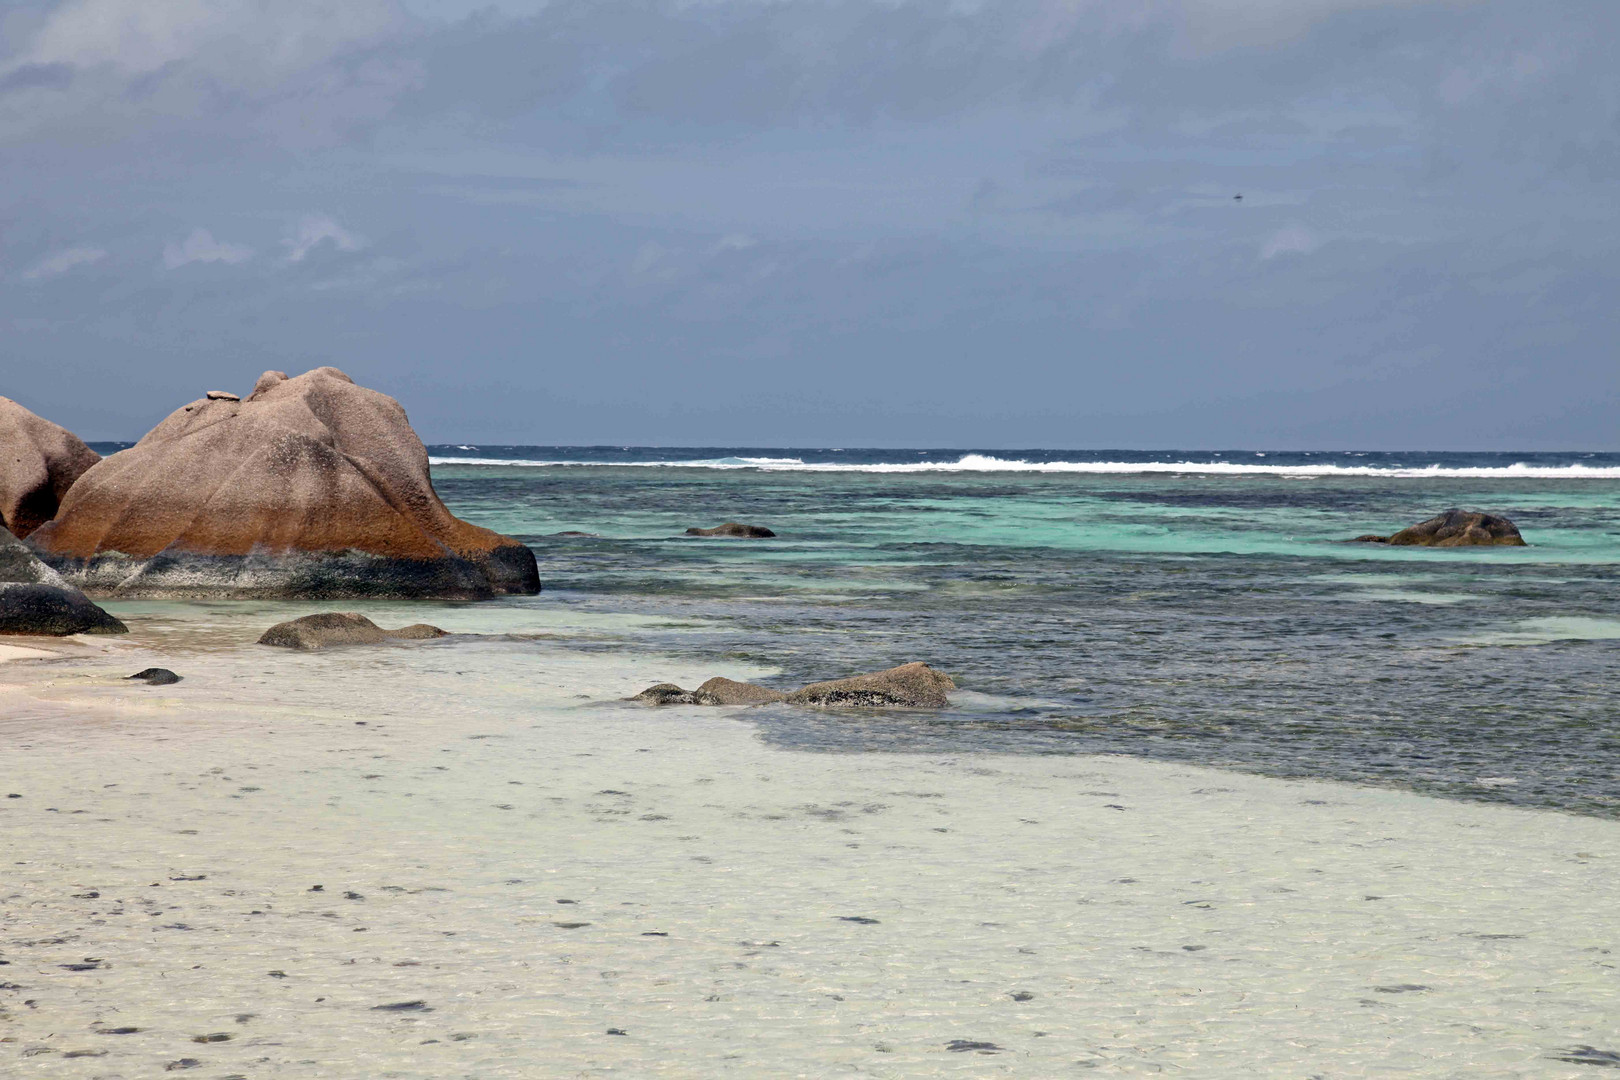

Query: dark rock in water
<box><xmin>29</xmin><ymin>367</ymin><xmax>540</xmax><ymax>599</ymax></box>
<box><xmin>128</xmin><ymin>668</ymin><xmax>181</xmax><ymax>685</ymax></box>
<box><xmin>1351</xmin><ymin>509</ymin><xmax>1526</xmax><ymax>547</ymax></box>
<box><xmin>0</xmin><ymin>396</ymin><xmax>102</xmax><ymax>539</ymax></box>
<box><xmin>0</xmin><ymin>530</ymin><xmax>126</xmax><ymax>635</ymax></box>
<box><xmin>946</xmin><ymin>1040</ymin><xmax>1004</xmax><ymax>1053</ymax></box>
<box><xmin>786</xmin><ymin>662</ymin><xmax>955</xmax><ymax>708</ymax></box>
<box><xmin>685</xmin><ymin>522</ymin><xmax>776</xmax><ymax>538</ymax></box>
<box><xmin>549</xmin><ymin>531</ymin><xmax>598</xmax><ymax>538</ymax></box>
<box><xmin>257</xmin><ymin>612</ymin><xmax>448</xmax><ymax>650</ymax></box>
<box><xmin>694</xmin><ymin>676</ymin><xmax>786</xmax><ymax>705</ymax></box>
<box><xmin>630</xmin><ymin>683</ymin><xmax>701</xmax><ymax>705</ymax></box>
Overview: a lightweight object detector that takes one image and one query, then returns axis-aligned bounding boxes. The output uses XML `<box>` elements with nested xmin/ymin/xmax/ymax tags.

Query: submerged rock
<box><xmin>0</xmin><ymin>396</ymin><xmax>101</xmax><ymax>539</ymax></box>
<box><xmin>695</xmin><ymin>676</ymin><xmax>787</xmax><ymax>705</ymax></box>
<box><xmin>127</xmin><ymin>668</ymin><xmax>181</xmax><ymax>685</ymax></box>
<box><xmin>257</xmin><ymin>612</ymin><xmax>447</xmax><ymax>650</ymax></box>
<box><xmin>29</xmin><ymin>367</ymin><xmax>541</xmax><ymax>599</ymax></box>
<box><xmin>685</xmin><ymin>522</ymin><xmax>776</xmax><ymax>538</ymax></box>
<box><xmin>786</xmin><ymin>662</ymin><xmax>956</xmax><ymax>708</ymax></box>
<box><xmin>0</xmin><ymin>530</ymin><xmax>126</xmax><ymax>635</ymax></box>
<box><xmin>1352</xmin><ymin>509</ymin><xmax>1526</xmax><ymax>547</ymax></box>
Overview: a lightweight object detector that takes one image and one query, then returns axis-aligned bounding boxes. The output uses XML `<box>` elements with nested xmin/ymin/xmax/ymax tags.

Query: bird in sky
<box><xmin>1234</xmin><ymin>194</ymin><xmax>1243</xmax><ymax>201</ymax></box>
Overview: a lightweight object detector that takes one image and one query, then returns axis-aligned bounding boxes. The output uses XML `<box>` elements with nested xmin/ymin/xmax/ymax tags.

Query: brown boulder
<box><xmin>0</xmin><ymin>529</ymin><xmax>125</xmax><ymax>635</ymax></box>
<box><xmin>257</xmin><ymin>612</ymin><xmax>447</xmax><ymax>650</ymax></box>
<box><xmin>30</xmin><ymin>368</ymin><xmax>540</xmax><ymax>598</ymax></box>
<box><xmin>785</xmin><ymin>663</ymin><xmax>955</xmax><ymax>708</ymax></box>
<box><xmin>1353</xmin><ymin>509</ymin><xmax>1526</xmax><ymax>547</ymax></box>
<box><xmin>695</xmin><ymin>676</ymin><xmax>787</xmax><ymax>705</ymax></box>
<box><xmin>685</xmin><ymin>522</ymin><xmax>776</xmax><ymax>538</ymax></box>
<box><xmin>0</xmin><ymin>396</ymin><xmax>101</xmax><ymax>539</ymax></box>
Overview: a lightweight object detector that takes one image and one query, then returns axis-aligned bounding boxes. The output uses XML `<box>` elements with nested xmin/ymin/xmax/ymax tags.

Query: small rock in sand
<box><xmin>685</xmin><ymin>522</ymin><xmax>776</xmax><ymax>538</ymax></box>
<box><xmin>257</xmin><ymin>612</ymin><xmax>448</xmax><ymax>650</ymax></box>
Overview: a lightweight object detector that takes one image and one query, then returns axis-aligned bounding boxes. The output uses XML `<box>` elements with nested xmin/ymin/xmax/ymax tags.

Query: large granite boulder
<box><xmin>30</xmin><ymin>368</ymin><xmax>540</xmax><ymax>599</ymax></box>
<box><xmin>258</xmin><ymin>612</ymin><xmax>447</xmax><ymax>650</ymax></box>
<box><xmin>1</xmin><ymin>395</ymin><xmax>101</xmax><ymax>539</ymax></box>
<box><xmin>1353</xmin><ymin>509</ymin><xmax>1526</xmax><ymax>547</ymax></box>
<box><xmin>0</xmin><ymin>529</ymin><xmax>125</xmax><ymax>635</ymax></box>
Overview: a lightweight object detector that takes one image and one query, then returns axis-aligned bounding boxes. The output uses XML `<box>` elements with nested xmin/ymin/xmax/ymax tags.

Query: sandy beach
<box><xmin>3</xmin><ymin>608</ymin><xmax>1618</xmax><ymax>1078</ymax></box>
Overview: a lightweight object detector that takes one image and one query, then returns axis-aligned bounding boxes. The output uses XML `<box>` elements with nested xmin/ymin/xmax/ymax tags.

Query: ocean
<box><xmin>332</xmin><ymin>445</ymin><xmax>1620</xmax><ymax>818</ymax></box>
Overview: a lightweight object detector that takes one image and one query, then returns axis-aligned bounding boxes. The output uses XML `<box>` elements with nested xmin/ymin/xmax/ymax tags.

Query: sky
<box><xmin>1</xmin><ymin>0</ymin><xmax>1616</xmax><ymax>449</ymax></box>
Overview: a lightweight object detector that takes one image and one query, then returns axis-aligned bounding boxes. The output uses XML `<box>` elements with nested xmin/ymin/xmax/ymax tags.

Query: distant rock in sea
<box><xmin>0</xmin><ymin>529</ymin><xmax>126</xmax><ymax>635</ymax></box>
<box><xmin>0</xmin><ymin>395</ymin><xmax>101</xmax><ymax>540</ymax></box>
<box><xmin>685</xmin><ymin>523</ymin><xmax>776</xmax><ymax>538</ymax></box>
<box><xmin>29</xmin><ymin>367</ymin><xmax>541</xmax><ymax>598</ymax></box>
<box><xmin>1352</xmin><ymin>509</ymin><xmax>1527</xmax><ymax>547</ymax></box>
<box><xmin>631</xmin><ymin>662</ymin><xmax>954</xmax><ymax>708</ymax></box>
<box><xmin>257</xmin><ymin>612</ymin><xmax>448</xmax><ymax>650</ymax></box>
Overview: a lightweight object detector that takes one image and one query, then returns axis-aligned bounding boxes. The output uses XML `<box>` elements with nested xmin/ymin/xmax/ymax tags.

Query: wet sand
<box><xmin>2</xmin><ymin>614</ymin><xmax>1619</xmax><ymax>1077</ymax></box>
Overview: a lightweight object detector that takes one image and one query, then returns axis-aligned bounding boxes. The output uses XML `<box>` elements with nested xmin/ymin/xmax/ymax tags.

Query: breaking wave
<box><xmin>427</xmin><ymin>452</ymin><xmax>1620</xmax><ymax>479</ymax></box>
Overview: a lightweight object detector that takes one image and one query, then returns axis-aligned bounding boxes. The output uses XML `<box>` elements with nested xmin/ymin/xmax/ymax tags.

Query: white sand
<box><xmin>1</xmin><ymin>614</ymin><xmax>1618</xmax><ymax>1077</ymax></box>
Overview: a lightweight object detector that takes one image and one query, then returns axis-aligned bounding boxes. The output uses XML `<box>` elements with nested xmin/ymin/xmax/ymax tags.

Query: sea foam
<box><xmin>427</xmin><ymin>452</ymin><xmax>1620</xmax><ymax>479</ymax></box>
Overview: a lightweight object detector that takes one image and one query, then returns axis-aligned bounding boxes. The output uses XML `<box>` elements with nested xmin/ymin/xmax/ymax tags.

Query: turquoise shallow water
<box><xmin>422</xmin><ymin>452</ymin><xmax>1616</xmax><ymax>815</ymax></box>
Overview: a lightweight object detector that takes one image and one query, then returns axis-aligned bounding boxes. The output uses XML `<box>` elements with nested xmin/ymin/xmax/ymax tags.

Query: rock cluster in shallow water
<box><xmin>632</xmin><ymin>662</ymin><xmax>954</xmax><ymax>708</ymax></box>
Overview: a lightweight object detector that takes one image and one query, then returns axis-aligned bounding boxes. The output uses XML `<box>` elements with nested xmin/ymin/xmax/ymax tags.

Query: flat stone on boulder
<box><xmin>29</xmin><ymin>367</ymin><xmax>540</xmax><ymax>598</ymax></box>
<box><xmin>0</xmin><ymin>530</ymin><xmax>126</xmax><ymax>635</ymax></box>
<box><xmin>785</xmin><ymin>662</ymin><xmax>955</xmax><ymax>708</ymax></box>
<box><xmin>1353</xmin><ymin>509</ymin><xmax>1527</xmax><ymax>547</ymax></box>
<box><xmin>1</xmin><ymin>395</ymin><xmax>101</xmax><ymax>539</ymax></box>
<box><xmin>258</xmin><ymin>612</ymin><xmax>448</xmax><ymax>650</ymax></box>
<box><xmin>685</xmin><ymin>523</ymin><xmax>776</xmax><ymax>538</ymax></box>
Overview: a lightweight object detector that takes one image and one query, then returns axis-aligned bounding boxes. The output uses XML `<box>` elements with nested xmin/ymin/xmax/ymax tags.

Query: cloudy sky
<box><xmin>2</xmin><ymin>0</ymin><xmax>1615</xmax><ymax>448</ymax></box>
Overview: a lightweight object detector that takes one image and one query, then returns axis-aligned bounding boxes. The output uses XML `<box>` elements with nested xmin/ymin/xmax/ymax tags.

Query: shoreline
<box><xmin>3</xmin><ymin>622</ymin><xmax>1619</xmax><ymax>1076</ymax></box>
